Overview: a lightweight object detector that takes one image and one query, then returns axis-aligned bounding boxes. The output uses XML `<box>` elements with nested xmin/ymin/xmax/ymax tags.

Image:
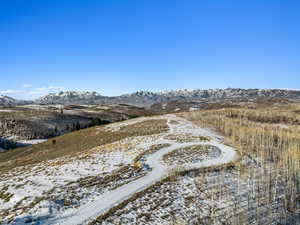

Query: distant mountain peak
<box><xmin>36</xmin><ymin>91</ymin><xmax>103</xmax><ymax>104</ymax></box>
<box><xmin>52</xmin><ymin>88</ymin><xmax>300</xmax><ymax>106</ymax></box>
<box><xmin>48</xmin><ymin>91</ymin><xmax>102</xmax><ymax>97</ymax></box>
<box><xmin>1</xmin><ymin>88</ymin><xmax>300</xmax><ymax>107</ymax></box>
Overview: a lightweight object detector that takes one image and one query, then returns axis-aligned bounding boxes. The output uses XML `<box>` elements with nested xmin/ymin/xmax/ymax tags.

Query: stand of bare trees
<box><xmin>183</xmin><ymin>106</ymin><xmax>300</xmax><ymax>224</ymax></box>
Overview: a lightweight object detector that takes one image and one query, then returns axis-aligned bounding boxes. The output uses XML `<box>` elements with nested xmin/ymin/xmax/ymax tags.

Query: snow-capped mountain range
<box><xmin>35</xmin><ymin>91</ymin><xmax>103</xmax><ymax>105</ymax></box>
<box><xmin>1</xmin><ymin>88</ymin><xmax>300</xmax><ymax>107</ymax></box>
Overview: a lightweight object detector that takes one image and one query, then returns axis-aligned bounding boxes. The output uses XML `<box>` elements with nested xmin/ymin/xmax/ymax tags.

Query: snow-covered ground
<box><xmin>15</xmin><ymin>139</ymin><xmax>47</xmax><ymax>145</ymax></box>
<box><xmin>1</xmin><ymin>114</ymin><xmax>237</xmax><ymax>225</ymax></box>
<box><xmin>0</xmin><ymin>109</ymin><xmax>16</xmax><ymax>112</ymax></box>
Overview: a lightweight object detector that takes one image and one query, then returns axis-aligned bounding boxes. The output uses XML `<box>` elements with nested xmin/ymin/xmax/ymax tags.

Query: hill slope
<box><xmin>0</xmin><ymin>95</ymin><xmax>33</xmax><ymax>106</ymax></box>
<box><xmin>0</xmin><ymin>104</ymin><xmax>154</xmax><ymax>151</ymax></box>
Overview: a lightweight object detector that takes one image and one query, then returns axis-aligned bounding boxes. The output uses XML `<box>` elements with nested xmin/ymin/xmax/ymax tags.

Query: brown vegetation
<box><xmin>0</xmin><ymin>119</ymin><xmax>168</xmax><ymax>173</ymax></box>
<box><xmin>0</xmin><ymin>104</ymin><xmax>155</xmax><ymax>149</ymax></box>
<box><xmin>163</xmin><ymin>145</ymin><xmax>217</xmax><ymax>165</ymax></box>
<box><xmin>133</xmin><ymin>143</ymin><xmax>171</xmax><ymax>162</ymax></box>
<box><xmin>182</xmin><ymin>104</ymin><xmax>300</xmax><ymax>222</ymax></box>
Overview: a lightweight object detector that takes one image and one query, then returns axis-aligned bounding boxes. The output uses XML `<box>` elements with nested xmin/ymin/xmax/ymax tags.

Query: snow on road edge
<box><xmin>49</xmin><ymin>114</ymin><xmax>237</xmax><ymax>225</ymax></box>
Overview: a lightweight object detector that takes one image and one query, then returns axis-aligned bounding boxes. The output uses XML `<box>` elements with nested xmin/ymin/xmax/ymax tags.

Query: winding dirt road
<box><xmin>50</xmin><ymin>115</ymin><xmax>237</xmax><ymax>225</ymax></box>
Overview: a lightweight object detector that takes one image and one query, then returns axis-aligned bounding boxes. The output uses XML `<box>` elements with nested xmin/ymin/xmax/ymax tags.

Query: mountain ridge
<box><xmin>0</xmin><ymin>95</ymin><xmax>33</xmax><ymax>106</ymax></box>
<box><xmin>34</xmin><ymin>88</ymin><xmax>300</xmax><ymax>106</ymax></box>
<box><xmin>2</xmin><ymin>88</ymin><xmax>300</xmax><ymax>107</ymax></box>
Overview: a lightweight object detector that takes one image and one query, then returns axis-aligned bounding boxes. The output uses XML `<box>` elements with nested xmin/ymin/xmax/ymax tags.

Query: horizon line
<box><xmin>1</xmin><ymin>87</ymin><xmax>300</xmax><ymax>101</ymax></box>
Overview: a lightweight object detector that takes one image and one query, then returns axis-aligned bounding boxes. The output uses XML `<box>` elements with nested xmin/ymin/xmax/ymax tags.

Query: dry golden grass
<box><xmin>163</xmin><ymin>145</ymin><xmax>215</xmax><ymax>165</ymax></box>
<box><xmin>165</xmin><ymin>134</ymin><xmax>210</xmax><ymax>143</ymax></box>
<box><xmin>0</xmin><ymin>188</ymin><xmax>13</xmax><ymax>202</ymax></box>
<box><xmin>220</xmin><ymin>107</ymin><xmax>300</xmax><ymax>125</ymax></box>
<box><xmin>133</xmin><ymin>143</ymin><xmax>171</xmax><ymax>162</ymax></box>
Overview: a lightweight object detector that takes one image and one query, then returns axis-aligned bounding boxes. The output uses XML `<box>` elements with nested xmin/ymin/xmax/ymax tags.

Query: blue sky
<box><xmin>0</xmin><ymin>0</ymin><xmax>299</xmax><ymax>99</ymax></box>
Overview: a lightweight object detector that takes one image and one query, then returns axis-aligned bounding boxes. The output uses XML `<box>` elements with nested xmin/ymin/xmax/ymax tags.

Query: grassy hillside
<box><xmin>0</xmin><ymin>119</ymin><xmax>168</xmax><ymax>173</ymax></box>
<box><xmin>0</xmin><ymin>104</ymin><xmax>155</xmax><ymax>150</ymax></box>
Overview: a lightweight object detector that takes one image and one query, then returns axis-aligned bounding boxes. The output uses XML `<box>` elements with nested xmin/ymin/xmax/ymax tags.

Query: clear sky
<box><xmin>1</xmin><ymin>0</ymin><xmax>300</xmax><ymax>99</ymax></box>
